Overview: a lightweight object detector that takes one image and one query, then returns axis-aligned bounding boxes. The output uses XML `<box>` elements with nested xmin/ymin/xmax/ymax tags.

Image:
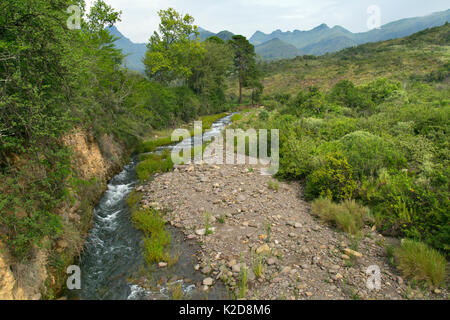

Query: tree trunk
<box><xmin>239</xmin><ymin>75</ymin><xmax>242</xmax><ymax>104</ymax></box>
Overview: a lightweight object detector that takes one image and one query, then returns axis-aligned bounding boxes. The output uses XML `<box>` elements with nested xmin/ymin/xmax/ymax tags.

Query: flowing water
<box><xmin>71</xmin><ymin>114</ymin><xmax>234</xmax><ymax>300</ymax></box>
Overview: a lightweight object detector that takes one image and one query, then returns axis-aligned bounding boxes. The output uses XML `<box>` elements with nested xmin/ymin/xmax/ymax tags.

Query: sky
<box><xmin>85</xmin><ymin>0</ymin><xmax>450</xmax><ymax>43</ymax></box>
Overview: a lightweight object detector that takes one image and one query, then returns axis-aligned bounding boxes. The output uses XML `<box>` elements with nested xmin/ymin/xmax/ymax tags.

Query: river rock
<box><xmin>256</xmin><ymin>244</ymin><xmax>271</xmax><ymax>255</ymax></box>
<box><xmin>203</xmin><ymin>278</ymin><xmax>214</xmax><ymax>286</ymax></box>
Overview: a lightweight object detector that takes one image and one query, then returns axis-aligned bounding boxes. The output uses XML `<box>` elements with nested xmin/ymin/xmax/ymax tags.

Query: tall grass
<box><xmin>131</xmin><ymin>208</ymin><xmax>171</xmax><ymax>265</ymax></box>
<box><xmin>136</xmin><ymin>150</ymin><xmax>173</xmax><ymax>182</ymax></box>
<box><xmin>311</xmin><ymin>198</ymin><xmax>371</xmax><ymax>235</ymax></box>
<box><xmin>394</xmin><ymin>239</ymin><xmax>447</xmax><ymax>288</ymax></box>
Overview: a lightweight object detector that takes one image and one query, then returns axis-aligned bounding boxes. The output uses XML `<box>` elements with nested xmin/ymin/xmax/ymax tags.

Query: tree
<box><xmin>188</xmin><ymin>36</ymin><xmax>233</xmax><ymax>110</ymax></box>
<box><xmin>144</xmin><ymin>8</ymin><xmax>203</xmax><ymax>84</ymax></box>
<box><xmin>228</xmin><ymin>35</ymin><xmax>258</xmax><ymax>104</ymax></box>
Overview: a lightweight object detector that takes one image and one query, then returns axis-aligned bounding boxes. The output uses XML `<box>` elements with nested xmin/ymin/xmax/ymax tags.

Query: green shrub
<box><xmin>305</xmin><ymin>152</ymin><xmax>357</xmax><ymax>201</ymax></box>
<box><xmin>283</xmin><ymin>86</ymin><xmax>327</xmax><ymax>117</ymax></box>
<box><xmin>329</xmin><ymin>80</ymin><xmax>372</xmax><ymax>110</ymax></box>
<box><xmin>394</xmin><ymin>239</ymin><xmax>447</xmax><ymax>287</ymax></box>
<box><xmin>362</xmin><ymin>78</ymin><xmax>401</xmax><ymax>105</ymax></box>
<box><xmin>259</xmin><ymin>110</ymin><xmax>269</xmax><ymax>121</ymax></box>
<box><xmin>263</xmin><ymin>100</ymin><xmax>280</xmax><ymax>111</ymax></box>
<box><xmin>339</xmin><ymin>131</ymin><xmax>406</xmax><ymax>178</ymax></box>
<box><xmin>360</xmin><ymin>168</ymin><xmax>450</xmax><ymax>253</ymax></box>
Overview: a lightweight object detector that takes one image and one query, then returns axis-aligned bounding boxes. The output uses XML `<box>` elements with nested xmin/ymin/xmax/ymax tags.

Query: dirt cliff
<box><xmin>0</xmin><ymin>129</ymin><xmax>128</xmax><ymax>300</ymax></box>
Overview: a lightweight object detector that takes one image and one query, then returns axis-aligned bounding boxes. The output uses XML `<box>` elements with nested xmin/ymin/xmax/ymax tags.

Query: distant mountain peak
<box><xmin>313</xmin><ymin>23</ymin><xmax>330</xmax><ymax>31</ymax></box>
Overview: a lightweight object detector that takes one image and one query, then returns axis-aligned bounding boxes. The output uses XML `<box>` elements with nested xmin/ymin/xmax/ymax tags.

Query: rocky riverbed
<box><xmin>137</xmin><ymin>141</ymin><xmax>448</xmax><ymax>300</ymax></box>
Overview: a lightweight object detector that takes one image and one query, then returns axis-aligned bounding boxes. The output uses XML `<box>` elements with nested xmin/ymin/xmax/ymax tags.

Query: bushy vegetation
<box><xmin>233</xmin><ymin>61</ymin><xmax>449</xmax><ymax>256</ymax></box>
<box><xmin>131</xmin><ymin>208</ymin><xmax>171</xmax><ymax>265</ymax></box>
<box><xmin>136</xmin><ymin>151</ymin><xmax>174</xmax><ymax>182</ymax></box>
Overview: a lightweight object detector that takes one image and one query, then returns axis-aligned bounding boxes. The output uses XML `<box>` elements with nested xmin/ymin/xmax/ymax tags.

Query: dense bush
<box><xmin>338</xmin><ymin>131</ymin><xmax>407</xmax><ymax>178</ymax></box>
<box><xmin>305</xmin><ymin>152</ymin><xmax>357</xmax><ymax>201</ymax></box>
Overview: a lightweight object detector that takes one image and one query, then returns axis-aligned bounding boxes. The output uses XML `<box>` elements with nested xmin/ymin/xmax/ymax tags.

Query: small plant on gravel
<box><xmin>217</xmin><ymin>215</ymin><xmax>226</xmax><ymax>224</ymax></box>
<box><xmin>349</xmin><ymin>235</ymin><xmax>361</xmax><ymax>251</ymax></box>
<box><xmin>238</xmin><ymin>263</ymin><xmax>248</xmax><ymax>299</ymax></box>
<box><xmin>204</xmin><ymin>212</ymin><xmax>213</xmax><ymax>235</ymax></box>
<box><xmin>252</xmin><ymin>254</ymin><xmax>265</xmax><ymax>279</ymax></box>
<box><xmin>385</xmin><ymin>244</ymin><xmax>395</xmax><ymax>265</ymax></box>
<box><xmin>393</xmin><ymin>239</ymin><xmax>447</xmax><ymax>288</ymax></box>
<box><xmin>168</xmin><ymin>282</ymin><xmax>184</xmax><ymax>300</ymax></box>
<box><xmin>267</xmin><ymin>180</ymin><xmax>280</xmax><ymax>192</ymax></box>
<box><xmin>266</xmin><ymin>223</ymin><xmax>272</xmax><ymax>243</ymax></box>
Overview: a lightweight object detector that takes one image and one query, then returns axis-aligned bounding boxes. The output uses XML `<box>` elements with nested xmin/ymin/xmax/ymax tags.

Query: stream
<box><xmin>70</xmin><ymin>114</ymin><xmax>234</xmax><ymax>300</ymax></box>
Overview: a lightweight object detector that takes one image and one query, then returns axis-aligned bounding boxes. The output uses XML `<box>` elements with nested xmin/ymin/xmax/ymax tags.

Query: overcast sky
<box><xmin>85</xmin><ymin>0</ymin><xmax>449</xmax><ymax>43</ymax></box>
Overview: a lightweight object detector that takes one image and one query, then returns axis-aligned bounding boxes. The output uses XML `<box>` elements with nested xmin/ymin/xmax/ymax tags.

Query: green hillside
<box><xmin>255</xmin><ymin>38</ymin><xmax>303</xmax><ymax>60</ymax></box>
<box><xmin>253</xmin><ymin>23</ymin><xmax>450</xmax><ymax>95</ymax></box>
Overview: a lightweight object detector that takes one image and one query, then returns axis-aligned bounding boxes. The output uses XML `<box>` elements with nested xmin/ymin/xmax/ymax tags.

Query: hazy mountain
<box><xmin>198</xmin><ymin>28</ymin><xmax>235</xmax><ymax>41</ymax></box>
<box><xmin>197</xmin><ymin>27</ymin><xmax>216</xmax><ymax>41</ymax></box>
<box><xmin>250</xmin><ymin>9</ymin><xmax>450</xmax><ymax>59</ymax></box>
<box><xmin>108</xmin><ymin>26</ymin><xmax>146</xmax><ymax>73</ymax></box>
<box><xmin>255</xmin><ymin>38</ymin><xmax>303</xmax><ymax>60</ymax></box>
<box><xmin>215</xmin><ymin>30</ymin><xmax>235</xmax><ymax>41</ymax></box>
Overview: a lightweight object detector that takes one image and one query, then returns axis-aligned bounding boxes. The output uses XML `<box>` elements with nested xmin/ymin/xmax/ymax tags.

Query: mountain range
<box><xmin>109</xmin><ymin>9</ymin><xmax>450</xmax><ymax>72</ymax></box>
<box><xmin>250</xmin><ymin>9</ymin><xmax>450</xmax><ymax>59</ymax></box>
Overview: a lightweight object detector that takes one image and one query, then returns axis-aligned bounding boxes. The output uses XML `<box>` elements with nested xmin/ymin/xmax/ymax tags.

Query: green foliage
<box><xmin>338</xmin><ymin>131</ymin><xmax>407</xmax><ymax>178</ymax></box>
<box><xmin>311</xmin><ymin>198</ymin><xmax>371</xmax><ymax>235</ymax></box>
<box><xmin>144</xmin><ymin>8</ymin><xmax>202</xmax><ymax>83</ymax></box>
<box><xmin>267</xmin><ymin>180</ymin><xmax>279</xmax><ymax>192</ymax></box>
<box><xmin>362</xmin><ymin>78</ymin><xmax>401</xmax><ymax>105</ymax></box>
<box><xmin>238</xmin><ymin>261</ymin><xmax>248</xmax><ymax>299</ymax></box>
<box><xmin>229</xmin><ymin>35</ymin><xmax>262</xmax><ymax>104</ymax></box>
<box><xmin>0</xmin><ymin>0</ymin><xmax>129</xmax><ymax>260</ymax></box>
<box><xmin>131</xmin><ymin>208</ymin><xmax>171</xmax><ymax>265</ymax></box>
<box><xmin>305</xmin><ymin>152</ymin><xmax>357</xmax><ymax>201</ymax></box>
<box><xmin>394</xmin><ymin>239</ymin><xmax>447</xmax><ymax>287</ymax></box>
<box><xmin>360</xmin><ymin>169</ymin><xmax>450</xmax><ymax>252</ymax></box>
<box><xmin>259</xmin><ymin>110</ymin><xmax>269</xmax><ymax>121</ymax></box>
<box><xmin>283</xmin><ymin>86</ymin><xmax>327</xmax><ymax>117</ymax></box>
<box><xmin>136</xmin><ymin>151</ymin><xmax>173</xmax><ymax>182</ymax></box>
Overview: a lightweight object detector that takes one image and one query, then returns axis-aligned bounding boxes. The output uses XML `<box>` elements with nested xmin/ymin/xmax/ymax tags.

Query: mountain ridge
<box><xmin>109</xmin><ymin>9</ymin><xmax>450</xmax><ymax>71</ymax></box>
<box><xmin>249</xmin><ymin>9</ymin><xmax>450</xmax><ymax>57</ymax></box>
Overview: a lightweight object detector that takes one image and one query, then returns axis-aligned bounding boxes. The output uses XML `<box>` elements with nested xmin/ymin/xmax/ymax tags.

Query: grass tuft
<box><xmin>131</xmin><ymin>208</ymin><xmax>171</xmax><ymax>265</ymax></box>
<box><xmin>394</xmin><ymin>239</ymin><xmax>447</xmax><ymax>288</ymax></box>
<box><xmin>311</xmin><ymin>198</ymin><xmax>370</xmax><ymax>235</ymax></box>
